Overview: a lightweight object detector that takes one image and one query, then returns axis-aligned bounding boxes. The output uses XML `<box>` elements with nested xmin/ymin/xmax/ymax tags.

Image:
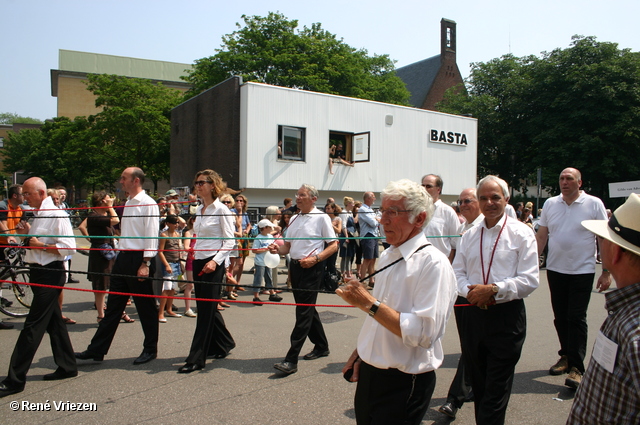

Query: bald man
<box><xmin>0</xmin><ymin>177</ymin><xmax>77</xmax><ymax>397</ymax></box>
<box><xmin>536</xmin><ymin>167</ymin><xmax>610</xmax><ymax>389</ymax></box>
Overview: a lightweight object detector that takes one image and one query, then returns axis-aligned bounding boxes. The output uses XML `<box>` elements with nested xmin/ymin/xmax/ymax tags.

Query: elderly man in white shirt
<box><xmin>453</xmin><ymin>175</ymin><xmax>539</xmax><ymax>425</ymax></box>
<box><xmin>0</xmin><ymin>177</ymin><xmax>77</xmax><ymax>397</ymax></box>
<box><xmin>76</xmin><ymin>167</ymin><xmax>160</xmax><ymax>366</ymax></box>
<box><xmin>337</xmin><ymin>179</ymin><xmax>457</xmax><ymax>425</ymax></box>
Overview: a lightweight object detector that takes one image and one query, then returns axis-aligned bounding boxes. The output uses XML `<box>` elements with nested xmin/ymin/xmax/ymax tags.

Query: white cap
<box><xmin>258</xmin><ymin>219</ymin><xmax>275</xmax><ymax>229</ymax></box>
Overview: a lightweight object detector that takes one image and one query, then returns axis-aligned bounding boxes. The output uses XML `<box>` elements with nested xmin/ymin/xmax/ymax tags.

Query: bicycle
<box><xmin>0</xmin><ymin>244</ymin><xmax>32</xmax><ymax>317</ymax></box>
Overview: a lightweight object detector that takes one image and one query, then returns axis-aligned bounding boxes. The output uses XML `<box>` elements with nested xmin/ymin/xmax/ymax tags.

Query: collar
<box><xmin>481</xmin><ymin>213</ymin><xmax>507</xmax><ymax>231</ymax></box>
<box><xmin>129</xmin><ymin>190</ymin><xmax>148</xmax><ymax>204</ymax></box>
<box><xmin>561</xmin><ymin>191</ymin><xmax>586</xmax><ymax>205</ymax></box>
<box><xmin>395</xmin><ymin>232</ymin><xmax>429</xmax><ymax>261</ymax></box>
<box><xmin>34</xmin><ymin>196</ymin><xmax>55</xmax><ymax>217</ymax></box>
<box><xmin>605</xmin><ymin>281</ymin><xmax>640</xmax><ymax>313</ymax></box>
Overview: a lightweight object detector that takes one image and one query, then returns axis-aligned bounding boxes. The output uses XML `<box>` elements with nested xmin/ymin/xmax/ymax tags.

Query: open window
<box><xmin>278</xmin><ymin>125</ymin><xmax>305</xmax><ymax>162</ymax></box>
<box><xmin>329</xmin><ymin>131</ymin><xmax>370</xmax><ymax>163</ymax></box>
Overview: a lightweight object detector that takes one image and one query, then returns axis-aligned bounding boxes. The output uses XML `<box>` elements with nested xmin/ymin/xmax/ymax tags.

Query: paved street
<box><xmin>0</xmin><ymin>241</ymin><xmax>609</xmax><ymax>424</ymax></box>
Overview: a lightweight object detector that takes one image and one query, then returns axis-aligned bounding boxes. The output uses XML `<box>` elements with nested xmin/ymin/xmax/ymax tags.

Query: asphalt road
<box><xmin>0</xmin><ymin>241</ymin><xmax>609</xmax><ymax>424</ymax></box>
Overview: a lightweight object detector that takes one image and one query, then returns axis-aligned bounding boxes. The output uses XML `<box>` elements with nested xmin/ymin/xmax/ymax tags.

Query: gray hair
<box><xmin>381</xmin><ymin>179</ymin><xmax>434</xmax><ymax>229</ymax></box>
<box><xmin>477</xmin><ymin>175</ymin><xmax>510</xmax><ymax>199</ymax></box>
<box><xmin>300</xmin><ymin>184</ymin><xmax>318</xmax><ymax>199</ymax></box>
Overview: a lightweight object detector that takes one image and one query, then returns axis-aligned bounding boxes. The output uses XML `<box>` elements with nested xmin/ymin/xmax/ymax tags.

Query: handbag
<box><xmin>98</xmin><ymin>242</ymin><xmax>117</xmax><ymax>260</ymax></box>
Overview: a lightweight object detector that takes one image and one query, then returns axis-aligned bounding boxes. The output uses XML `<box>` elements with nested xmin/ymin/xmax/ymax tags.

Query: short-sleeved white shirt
<box><xmin>539</xmin><ymin>192</ymin><xmax>607</xmax><ymax>274</ymax></box>
<box><xmin>285</xmin><ymin>207</ymin><xmax>336</xmax><ymax>260</ymax></box>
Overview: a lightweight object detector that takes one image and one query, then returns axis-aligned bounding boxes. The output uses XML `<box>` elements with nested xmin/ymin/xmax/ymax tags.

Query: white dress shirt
<box><xmin>194</xmin><ymin>198</ymin><xmax>235</xmax><ymax>265</ymax></box>
<box><xmin>424</xmin><ymin>199</ymin><xmax>462</xmax><ymax>257</ymax></box>
<box><xmin>462</xmin><ymin>213</ymin><xmax>485</xmax><ymax>233</ymax></box>
<box><xmin>26</xmin><ymin>196</ymin><xmax>76</xmax><ymax>265</ymax></box>
<box><xmin>285</xmin><ymin>207</ymin><xmax>336</xmax><ymax>260</ymax></box>
<box><xmin>453</xmin><ymin>215</ymin><xmax>539</xmax><ymax>303</ymax></box>
<box><xmin>118</xmin><ymin>190</ymin><xmax>159</xmax><ymax>256</ymax></box>
<box><xmin>356</xmin><ymin>232</ymin><xmax>457</xmax><ymax>374</ymax></box>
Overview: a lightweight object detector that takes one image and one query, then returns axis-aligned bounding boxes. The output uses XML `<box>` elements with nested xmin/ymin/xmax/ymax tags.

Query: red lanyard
<box><xmin>480</xmin><ymin>215</ymin><xmax>508</xmax><ymax>286</ymax></box>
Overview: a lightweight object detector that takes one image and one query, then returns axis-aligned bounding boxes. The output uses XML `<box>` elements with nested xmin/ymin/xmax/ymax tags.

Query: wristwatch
<box><xmin>368</xmin><ymin>300</ymin><xmax>381</xmax><ymax>317</ymax></box>
<box><xmin>142</xmin><ymin>260</ymin><xmax>152</xmax><ymax>267</ymax></box>
<box><xmin>491</xmin><ymin>284</ymin><xmax>499</xmax><ymax>294</ymax></box>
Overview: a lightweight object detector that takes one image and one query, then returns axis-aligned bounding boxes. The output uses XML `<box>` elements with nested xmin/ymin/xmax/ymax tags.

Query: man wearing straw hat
<box><xmin>566</xmin><ymin>193</ymin><xmax>640</xmax><ymax>424</ymax></box>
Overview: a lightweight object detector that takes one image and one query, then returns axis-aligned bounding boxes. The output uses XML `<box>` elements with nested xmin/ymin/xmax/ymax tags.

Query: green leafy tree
<box><xmin>0</xmin><ymin>112</ymin><xmax>43</xmax><ymax>125</ymax></box>
<box><xmin>85</xmin><ymin>74</ymin><xmax>183</xmax><ymax>190</ymax></box>
<box><xmin>184</xmin><ymin>12</ymin><xmax>410</xmax><ymax>105</ymax></box>
<box><xmin>2</xmin><ymin>117</ymin><xmax>97</xmax><ymax>188</ymax></box>
<box><xmin>439</xmin><ymin>36</ymin><xmax>640</xmax><ymax>205</ymax></box>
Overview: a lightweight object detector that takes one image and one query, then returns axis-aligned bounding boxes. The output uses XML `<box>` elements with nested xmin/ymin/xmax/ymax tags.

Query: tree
<box><xmin>85</xmin><ymin>74</ymin><xmax>183</xmax><ymax>190</ymax></box>
<box><xmin>184</xmin><ymin>12</ymin><xmax>410</xmax><ymax>105</ymax></box>
<box><xmin>0</xmin><ymin>112</ymin><xmax>43</xmax><ymax>125</ymax></box>
<box><xmin>439</xmin><ymin>36</ymin><xmax>640</xmax><ymax>205</ymax></box>
<box><xmin>2</xmin><ymin>75</ymin><xmax>182</xmax><ymax>193</ymax></box>
<box><xmin>3</xmin><ymin>117</ymin><xmax>98</xmax><ymax>188</ymax></box>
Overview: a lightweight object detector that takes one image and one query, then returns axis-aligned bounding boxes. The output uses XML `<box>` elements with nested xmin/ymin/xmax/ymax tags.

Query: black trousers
<box><xmin>185</xmin><ymin>258</ymin><xmax>235</xmax><ymax>367</ymax></box>
<box><xmin>87</xmin><ymin>251</ymin><xmax>158</xmax><ymax>356</ymax></box>
<box><xmin>284</xmin><ymin>261</ymin><xmax>329</xmax><ymax>363</ymax></box>
<box><xmin>445</xmin><ymin>296</ymin><xmax>473</xmax><ymax>408</ymax></box>
<box><xmin>462</xmin><ymin>299</ymin><xmax>526</xmax><ymax>425</ymax></box>
<box><xmin>547</xmin><ymin>270</ymin><xmax>594</xmax><ymax>372</ymax></box>
<box><xmin>4</xmin><ymin>261</ymin><xmax>76</xmax><ymax>387</ymax></box>
<box><xmin>355</xmin><ymin>361</ymin><xmax>436</xmax><ymax>425</ymax></box>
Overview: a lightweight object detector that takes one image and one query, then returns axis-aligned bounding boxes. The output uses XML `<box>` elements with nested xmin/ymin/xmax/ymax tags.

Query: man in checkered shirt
<box><xmin>566</xmin><ymin>193</ymin><xmax>640</xmax><ymax>424</ymax></box>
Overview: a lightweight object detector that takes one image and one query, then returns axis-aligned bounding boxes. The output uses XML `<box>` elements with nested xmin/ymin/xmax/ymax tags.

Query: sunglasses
<box><xmin>194</xmin><ymin>180</ymin><xmax>211</xmax><ymax>187</ymax></box>
<box><xmin>221</xmin><ymin>200</ymin><xmax>232</xmax><ymax>204</ymax></box>
<box><xmin>457</xmin><ymin>198</ymin><xmax>475</xmax><ymax>205</ymax></box>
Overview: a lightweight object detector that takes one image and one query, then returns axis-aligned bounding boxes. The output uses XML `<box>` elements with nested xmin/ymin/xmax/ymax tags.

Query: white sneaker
<box><xmin>184</xmin><ymin>309</ymin><xmax>197</xmax><ymax>317</ymax></box>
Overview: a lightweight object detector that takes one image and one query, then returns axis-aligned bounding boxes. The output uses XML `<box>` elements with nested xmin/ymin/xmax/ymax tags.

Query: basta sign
<box><xmin>429</xmin><ymin>129</ymin><xmax>468</xmax><ymax>146</ymax></box>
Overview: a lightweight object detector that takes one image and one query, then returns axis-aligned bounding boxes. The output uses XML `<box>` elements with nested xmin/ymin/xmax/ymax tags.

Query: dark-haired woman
<box><xmin>178</xmin><ymin>170</ymin><xmax>236</xmax><ymax>373</ymax></box>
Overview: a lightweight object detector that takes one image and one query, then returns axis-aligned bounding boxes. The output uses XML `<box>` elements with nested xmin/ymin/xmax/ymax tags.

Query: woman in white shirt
<box><xmin>178</xmin><ymin>169</ymin><xmax>236</xmax><ymax>373</ymax></box>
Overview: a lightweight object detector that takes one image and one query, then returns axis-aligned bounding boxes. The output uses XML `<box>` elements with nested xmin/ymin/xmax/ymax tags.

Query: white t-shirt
<box><xmin>539</xmin><ymin>192</ymin><xmax>607</xmax><ymax>274</ymax></box>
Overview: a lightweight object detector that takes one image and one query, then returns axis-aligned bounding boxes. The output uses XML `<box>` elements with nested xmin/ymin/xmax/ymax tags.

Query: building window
<box><xmin>0</xmin><ymin>137</ymin><xmax>4</xmax><ymax>148</ymax></box>
<box><xmin>278</xmin><ymin>125</ymin><xmax>305</xmax><ymax>161</ymax></box>
<box><xmin>329</xmin><ymin>131</ymin><xmax>370</xmax><ymax>163</ymax></box>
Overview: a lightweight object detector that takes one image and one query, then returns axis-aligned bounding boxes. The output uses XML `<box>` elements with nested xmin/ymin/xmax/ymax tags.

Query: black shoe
<box><xmin>43</xmin><ymin>368</ymin><xmax>78</xmax><ymax>381</ymax></box>
<box><xmin>1</xmin><ymin>297</ymin><xmax>13</xmax><ymax>308</ymax></box>
<box><xmin>133</xmin><ymin>352</ymin><xmax>157</xmax><ymax>365</ymax></box>
<box><xmin>0</xmin><ymin>382</ymin><xmax>24</xmax><ymax>398</ymax></box>
<box><xmin>75</xmin><ymin>350</ymin><xmax>104</xmax><ymax>361</ymax></box>
<box><xmin>274</xmin><ymin>361</ymin><xmax>298</xmax><ymax>375</ymax></box>
<box><xmin>438</xmin><ymin>402</ymin><xmax>458</xmax><ymax>419</ymax></box>
<box><xmin>269</xmin><ymin>294</ymin><xmax>283</xmax><ymax>302</ymax></box>
<box><xmin>303</xmin><ymin>349</ymin><xmax>330</xmax><ymax>360</ymax></box>
<box><xmin>0</xmin><ymin>321</ymin><xmax>14</xmax><ymax>330</ymax></box>
<box><xmin>253</xmin><ymin>297</ymin><xmax>263</xmax><ymax>305</ymax></box>
<box><xmin>177</xmin><ymin>363</ymin><xmax>203</xmax><ymax>374</ymax></box>
<box><xmin>67</xmin><ymin>277</ymin><xmax>80</xmax><ymax>284</ymax></box>
<box><xmin>213</xmin><ymin>352</ymin><xmax>230</xmax><ymax>359</ymax></box>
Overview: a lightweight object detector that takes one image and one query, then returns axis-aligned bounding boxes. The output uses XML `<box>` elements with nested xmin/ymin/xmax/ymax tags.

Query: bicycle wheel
<box><xmin>0</xmin><ymin>270</ymin><xmax>32</xmax><ymax>317</ymax></box>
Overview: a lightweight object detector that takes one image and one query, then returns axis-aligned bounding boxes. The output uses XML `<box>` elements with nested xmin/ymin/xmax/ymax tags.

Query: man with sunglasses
<box><xmin>76</xmin><ymin>167</ymin><xmax>160</xmax><ymax>366</ymax></box>
<box><xmin>421</xmin><ymin>174</ymin><xmax>462</xmax><ymax>263</ymax></box>
<box><xmin>438</xmin><ymin>187</ymin><xmax>484</xmax><ymax>419</ymax></box>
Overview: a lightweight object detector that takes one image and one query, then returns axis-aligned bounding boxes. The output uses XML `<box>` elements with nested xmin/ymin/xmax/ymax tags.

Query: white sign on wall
<box><xmin>608</xmin><ymin>180</ymin><xmax>640</xmax><ymax>198</ymax></box>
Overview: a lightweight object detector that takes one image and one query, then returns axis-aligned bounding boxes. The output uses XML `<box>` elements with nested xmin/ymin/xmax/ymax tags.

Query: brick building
<box><xmin>396</xmin><ymin>18</ymin><xmax>465</xmax><ymax>110</ymax></box>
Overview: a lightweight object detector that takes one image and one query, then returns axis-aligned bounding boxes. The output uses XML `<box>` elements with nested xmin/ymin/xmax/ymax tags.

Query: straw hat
<box><xmin>582</xmin><ymin>193</ymin><xmax>640</xmax><ymax>257</ymax></box>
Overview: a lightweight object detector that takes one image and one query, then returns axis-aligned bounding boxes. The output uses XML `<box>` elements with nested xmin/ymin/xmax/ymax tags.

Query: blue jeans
<box><xmin>252</xmin><ymin>265</ymin><xmax>273</xmax><ymax>291</ymax></box>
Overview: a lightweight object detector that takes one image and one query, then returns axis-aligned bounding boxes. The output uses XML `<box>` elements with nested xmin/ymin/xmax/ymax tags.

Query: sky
<box><xmin>2</xmin><ymin>0</ymin><xmax>639</xmax><ymax>121</ymax></box>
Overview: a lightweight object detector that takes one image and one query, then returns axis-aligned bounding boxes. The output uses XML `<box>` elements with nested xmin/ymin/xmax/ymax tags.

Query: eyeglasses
<box><xmin>379</xmin><ymin>208</ymin><xmax>410</xmax><ymax>218</ymax></box>
<box><xmin>221</xmin><ymin>201</ymin><xmax>232</xmax><ymax>204</ymax></box>
<box><xmin>422</xmin><ymin>184</ymin><xmax>435</xmax><ymax>189</ymax></box>
<box><xmin>194</xmin><ymin>180</ymin><xmax>211</xmax><ymax>187</ymax></box>
<box><xmin>457</xmin><ymin>198</ymin><xmax>476</xmax><ymax>206</ymax></box>
<box><xmin>235</xmin><ymin>199</ymin><xmax>244</xmax><ymax>203</ymax></box>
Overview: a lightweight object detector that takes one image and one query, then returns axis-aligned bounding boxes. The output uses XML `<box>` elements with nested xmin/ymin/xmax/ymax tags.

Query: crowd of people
<box><xmin>0</xmin><ymin>166</ymin><xmax>639</xmax><ymax>425</ymax></box>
